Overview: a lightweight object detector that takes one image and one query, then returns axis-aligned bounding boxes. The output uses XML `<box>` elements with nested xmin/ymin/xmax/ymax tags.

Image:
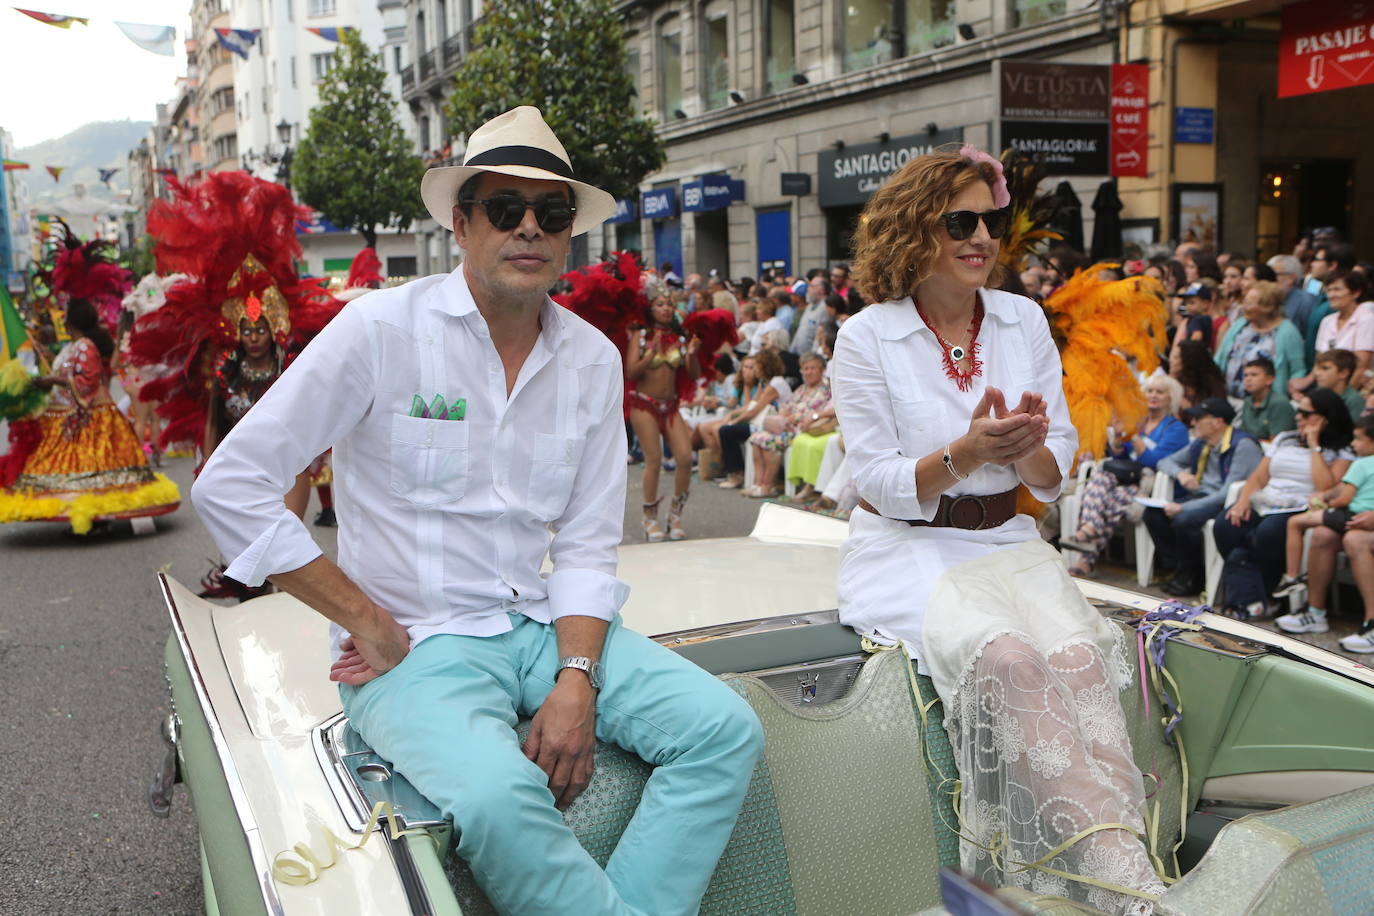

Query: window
<box><xmin>312</xmin><ymin>52</ymin><xmax>335</xmax><ymax>82</ymax></box>
<box><xmin>436</xmin><ymin>0</ymin><xmax>447</xmax><ymax>37</ymax></box>
<box><xmin>291</xmin><ymin>56</ymin><xmax>297</xmax><ymax>87</ymax></box>
<box><xmin>393</xmin><ymin>46</ymin><xmax>402</xmax><ymax>73</ymax></box>
<box><xmin>308</xmin><ymin>0</ymin><xmax>336</xmax><ymax>16</ymax></box>
<box><xmin>286</xmin><ymin>0</ymin><xmax>293</xmax><ymax>21</ymax></box>
<box><xmin>657</xmin><ymin>17</ymin><xmax>682</xmax><ymax>119</ymax></box>
<box><xmin>701</xmin><ymin>13</ymin><xmax>729</xmax><ymax>111</ymax></box>
<box><xmin>626</xmin><ymin>45</ymin><xmax>641</xmax><ymax>101</ymax></box>
<box><xmin>418</xmin><ymin>114</ymin><xmax>431</xmax><ymax>152</ymax></box>
<box><xmin>842</xmin><ymin>0</ymin><xmax>955</xmax><ymax>72</ymax></box>
<box><xmin>764</xmin><ymin>0</ymin><xmax>795</xmax><ymax>91</ymax></box>
<box><xmin>387</xmin><ymin>255</ymin><xmax>418</xmax><ymax>277</ymax></box>
<box><xmin>416</xmin><ymin>11</ymin><xmax>426</xmax><ymax>52</ymax></box>
<box><xmin>212</xmin><ymin>134</ymin><xmax>238</xmax><ymax>163</ymax></box>
<box><xmin>1012</xmin><ymin>0</ymin><xmax>1066</xmax><ymax>27</ymax></box>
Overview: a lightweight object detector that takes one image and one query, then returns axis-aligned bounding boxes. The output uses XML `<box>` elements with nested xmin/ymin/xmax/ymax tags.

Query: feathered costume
<box><xmin>128</xmin><ymin>172</ymin><xmax>343</xmax><ymax>454</ymax></box>
<box><xmin>0</xmin><ymin>226</ymin><xmax>179</xmax><ymax>534</ymax></box>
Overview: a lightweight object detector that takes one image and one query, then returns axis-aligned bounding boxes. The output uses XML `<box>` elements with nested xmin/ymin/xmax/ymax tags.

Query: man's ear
<box><xmin>451</xmin><ymin>204</ymin><xmax>467</xmax><ymax>248</ymax></box>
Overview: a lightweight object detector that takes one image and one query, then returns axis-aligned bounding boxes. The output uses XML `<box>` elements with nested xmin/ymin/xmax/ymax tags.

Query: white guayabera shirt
<box><xmin>193</xmin><ymin>268</ymin><xmax>630</xmax><ymax>661</ymax></box>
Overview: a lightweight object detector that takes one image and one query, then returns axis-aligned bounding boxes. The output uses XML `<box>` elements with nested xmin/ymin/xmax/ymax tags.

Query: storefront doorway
<box><xmin>693</xmin><ymin>209</ymin><xmax>730</xmax><ymax>277</ymax></box>
<box><xmin>756</xmin><ymin>207</ymin><xmax>791</xmax><ymax>277</ymax></box>
<box><xmin>653</xmin><ymin>218</ymin><xmax>683</xmax><ymax>280</ymax></box>
<box><xmin>1256</xmin><ymin>159</ymin><xmax>1352</xmax><ymax>261</ymax></box>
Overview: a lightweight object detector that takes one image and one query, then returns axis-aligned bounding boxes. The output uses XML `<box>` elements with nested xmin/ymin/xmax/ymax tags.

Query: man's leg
<box><xmin>1142</xmin><ymin>506</ymin><xmax>1177</xmax><ymax>573</ymax></box>
<box><xmin>341</xmin><ymin>632</ymin><xmax>640</xmax><ymax>916</ymax></box>
<box><xmin>518</xmin><ymin>619</ymin><xmax>764</xmax><ymax>916</ymax></box>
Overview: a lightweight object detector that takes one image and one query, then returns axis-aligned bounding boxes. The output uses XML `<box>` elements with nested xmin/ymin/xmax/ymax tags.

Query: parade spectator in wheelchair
<box><xmin>1215</xmin><ymin>387</ymin><xmax>1354</xmax><ymax>622</ymax></box>
<box><xmin>191</xmin><ymin>107</ymin><xmax>761</xmax><ymax>916</ymax></box>
<box><xmin>1145</xmin><ymin>397</ymin><xmax>1263</xmax><ymax>597</ymax></box>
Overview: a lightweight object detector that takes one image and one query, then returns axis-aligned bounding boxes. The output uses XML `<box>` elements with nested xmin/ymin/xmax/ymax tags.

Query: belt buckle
<box><xmin>947</xmin><ymin>494</ymin><xmax>988</xmax><ymax>530</ymax></box>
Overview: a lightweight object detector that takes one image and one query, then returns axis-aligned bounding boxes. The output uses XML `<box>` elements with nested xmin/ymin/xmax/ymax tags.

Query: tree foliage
<box><xmin>293</xmin><ymin>31</ymin><xmax>426</xmax><ymax>248</ymax></box>
<box><xmin>444</xmin><ymin>0</ymin><xmax>664</xmax><ymax>200</ymax></box>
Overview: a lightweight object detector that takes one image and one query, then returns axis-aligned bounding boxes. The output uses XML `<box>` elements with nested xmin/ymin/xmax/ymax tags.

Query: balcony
<box><xmin>401</xmin><ymin>63</ymin><xmax>415</xmax><ymax>93</ymax></box>
<box><xmin>418</xmin><ymin>49</ymin><xmax>436</xmax><ymax>83</ymax></box>
<box><xmin>441</xmin><ymin>33</ymin><xmax>462</xmax><ymax>69</ymax></box>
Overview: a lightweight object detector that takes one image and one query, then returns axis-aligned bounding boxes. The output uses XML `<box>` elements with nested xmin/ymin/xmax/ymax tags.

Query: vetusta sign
<box><xmin>1278</xmin><ymin>0</ymin><xmax>1374</xmax><ymax>98</ymax></box>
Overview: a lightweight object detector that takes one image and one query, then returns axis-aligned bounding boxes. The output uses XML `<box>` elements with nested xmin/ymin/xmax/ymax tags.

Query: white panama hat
<box><xmin>420</xmin><ymin>106</ymin><xmax>617</xmax><ymax>237</ymax></box>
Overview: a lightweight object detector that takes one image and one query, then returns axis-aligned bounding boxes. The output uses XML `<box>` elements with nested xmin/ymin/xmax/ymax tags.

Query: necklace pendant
<box><xmin>950</xmin><ymin>345</ymin><xmax>965</xmax><ymax>361</ymax></box>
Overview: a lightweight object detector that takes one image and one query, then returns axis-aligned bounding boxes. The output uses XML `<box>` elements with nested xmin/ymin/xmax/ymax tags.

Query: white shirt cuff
<box><xmin>223</xmin><ymin>511</ymin><xmax>324</xmax><ymax>587</ymax></box>
<box><xmin>1023</xmin><ymin>441</ymin><xmax>1075</xmax><ymax>503</ymax></box>
<box><xmin>546</xmin><ymin>567</ymin><xmax>630</xmax><ymax>623</ymax></box>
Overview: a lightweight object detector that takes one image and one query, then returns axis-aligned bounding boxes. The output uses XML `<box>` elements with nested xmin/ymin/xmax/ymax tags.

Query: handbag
<box><xmin>1101</xmin><ymin>457</ymin><xmax>1144</xmax><ymax>486</ymax></box>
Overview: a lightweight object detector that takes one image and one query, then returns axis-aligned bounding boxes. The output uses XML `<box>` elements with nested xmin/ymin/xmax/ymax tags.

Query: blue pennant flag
<box><xmin>214</xmin><ymin>27</ymin><xmax>260</xmax><ymax>60</ymax></box>
<box><xmin>98</xmin><ymin>168</ymin><xmax>118</xmax><ymax>185</ymax></box>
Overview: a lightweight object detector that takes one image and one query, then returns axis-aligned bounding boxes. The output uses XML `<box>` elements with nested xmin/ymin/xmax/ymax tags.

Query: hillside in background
<box><xmin>13</xmin><ymin>119</ymin><xmax>152</xmax><ymax>206</ymax></box>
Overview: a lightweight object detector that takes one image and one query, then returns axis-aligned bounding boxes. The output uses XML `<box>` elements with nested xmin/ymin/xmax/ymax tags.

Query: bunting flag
<box><xmin>214</xmin><ymin>27</ymin><xmax>260</xmax><ymax>60</ymax></box>
<box><xmin>13</xmin><ymin>8</ymin><xmax>88</xmax><ymax>28</ymax></box>
<box><xmin>2</xmin><ymin>159</ymin><xmax>29</xmax><ymax>171</ymax></box>
<box><xmin>306</xmin><ymin>26</ymin><xmax>357</xmax><ymax>42</ymax></box>
<box><xmin>155</xmin><ymin>167</ymin><xmax>177</xmax><ymax>179</ymax></box>
<box><xmin>1</xmin><ymin>286</ymin><xmax>27</xmax><ymax>361</ymax></box>
<box><xmin>114</xmin><ymin>21</ymin><xmax>175</xmax><ymax>56</ymax></box>
<box><xmin>45</xmin><ymin>165</ymin><xmax>64</xmax><ymax>182</ymax></box>
<box><xmin>98</xmin><ymin>167</ymin><xmax>119</xmax><ymax>184</ymax></box>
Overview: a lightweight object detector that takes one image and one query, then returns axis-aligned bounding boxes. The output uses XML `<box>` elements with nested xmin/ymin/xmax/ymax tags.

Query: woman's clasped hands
<box><xmin>963</xmin><ymin>386</ymin><xmax>1048</xmax><ymax>468</ymax></box>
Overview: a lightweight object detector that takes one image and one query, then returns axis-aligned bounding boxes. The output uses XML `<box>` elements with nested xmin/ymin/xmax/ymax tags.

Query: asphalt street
<box><xmin>0</xmin><ymin>450</ymin><xmax>764</xmax><ymax>914</ymax></box>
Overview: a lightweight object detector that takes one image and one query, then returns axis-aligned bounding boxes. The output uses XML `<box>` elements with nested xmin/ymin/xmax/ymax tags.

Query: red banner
<box><xmin>1279</xmin><ymin>0</ymin><xmax>1374</xmax><ymax>98</ymax></box>
<box><xmin>1109</xmin><ymin>64</ymin><xmax>1149</xmax><ymax>178</ymax></box>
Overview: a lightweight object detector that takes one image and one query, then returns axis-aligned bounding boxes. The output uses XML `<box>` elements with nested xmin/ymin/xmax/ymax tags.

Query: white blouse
<box><xmin>1314</xmin><ymin>302</ymin><xmax>1374</xmax><ymax>355</ymax></box>
<box><xmin>830</xmin><ymin>288</ymin><xmax>1078</xmax><ymax>665</ymax></box>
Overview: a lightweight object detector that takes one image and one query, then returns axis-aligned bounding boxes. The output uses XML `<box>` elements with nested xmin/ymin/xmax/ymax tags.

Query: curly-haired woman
<box><xmin>832</xmin><ymin>145</ymin><xmax>1165</xmax><ymax>912</ymax></box>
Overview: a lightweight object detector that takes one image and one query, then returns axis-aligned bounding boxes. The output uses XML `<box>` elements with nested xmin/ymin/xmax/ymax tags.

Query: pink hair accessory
<box><xmin>959</xmin><ymin>145</ymin><xmax>1011</xmax><ymax>209</ymax></box>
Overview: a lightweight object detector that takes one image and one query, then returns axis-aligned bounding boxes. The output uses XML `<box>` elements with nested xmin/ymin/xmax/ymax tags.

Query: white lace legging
<box><xmin>948</xmin><ymin>634</ymin><xmax>1167</xmax><ymax>915</ymax></box>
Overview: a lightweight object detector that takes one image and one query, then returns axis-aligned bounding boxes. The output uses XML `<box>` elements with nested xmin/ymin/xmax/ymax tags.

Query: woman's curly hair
<box><xmin>851</xmin><ymin>146</ymin><xmax>1005</xmax><ymax>304</ymax></box>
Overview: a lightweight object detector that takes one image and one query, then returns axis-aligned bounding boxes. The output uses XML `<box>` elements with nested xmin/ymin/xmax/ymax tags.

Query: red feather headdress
<box><xmin>346</xmin><ymin>247</ymin><xmax>384</xmax><ymax>290</ymax></box>
<box><xmin>47</xmin><ymin>220</ymin><xmax>133</xmax><ymax>328</ymax></box>
<box><xmin>127</xmin><ymin>171</ymin><xmax>344</xmax><ymax>450</ymax></box>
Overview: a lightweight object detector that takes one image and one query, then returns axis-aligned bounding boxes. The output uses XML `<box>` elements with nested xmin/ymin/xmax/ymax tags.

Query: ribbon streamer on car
<box><xmin>271</xmin><ymin>800</ymin><xmax>434</xmax><ymax>887</ymax></box>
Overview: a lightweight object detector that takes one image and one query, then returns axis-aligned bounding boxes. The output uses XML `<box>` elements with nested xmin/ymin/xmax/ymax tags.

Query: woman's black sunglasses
<box><xmin>942</xmin><ymin>208</ymin><xmax>1011</xmax><ymax>241</ymax></box>
<box><xmin>474</xmin><ymin>193</ymin><xmax>576</xmax><ymax>233</ymax></box>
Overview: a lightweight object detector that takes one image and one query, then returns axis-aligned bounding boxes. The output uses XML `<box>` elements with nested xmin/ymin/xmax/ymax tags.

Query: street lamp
<box><xmin>275</xmin><ymin>120</ymin><xmax>295</xmax><ymax>189</ymax></box>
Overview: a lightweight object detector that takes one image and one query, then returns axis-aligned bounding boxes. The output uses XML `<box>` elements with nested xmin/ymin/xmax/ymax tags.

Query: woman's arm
<box><xmin>1313</xmin><ymin>456</ymin><xmax>1352</xmax><ymax>492</ymax></box>
<box><xmin>624</xmin><ymin>331</ymin><xmax>651</xmax><ymax>381</ymax></box>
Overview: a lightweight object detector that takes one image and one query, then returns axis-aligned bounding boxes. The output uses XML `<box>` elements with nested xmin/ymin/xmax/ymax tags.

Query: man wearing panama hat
<box><xmin>193</xmin><ymin>106</ymin><xmax>762</xmax><ymax>915</ymax></box>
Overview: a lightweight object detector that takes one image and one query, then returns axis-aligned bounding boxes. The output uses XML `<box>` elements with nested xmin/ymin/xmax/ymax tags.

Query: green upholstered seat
<box><xmin>1156</xmin><ymin>783</ymin><xmax>1374</xmax><ymax>915</ymax></box>
<box><xmin>445</xmin><ymin>648</ymin><xmax>946</xmax><ymax>915</ymax></box>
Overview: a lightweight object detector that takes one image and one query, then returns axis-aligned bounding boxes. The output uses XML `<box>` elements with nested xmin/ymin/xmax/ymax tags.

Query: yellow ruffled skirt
<box><xmin>1</xmin><ymin>403</ymin><xmax>180</xmax><ymax>533</ymax></box>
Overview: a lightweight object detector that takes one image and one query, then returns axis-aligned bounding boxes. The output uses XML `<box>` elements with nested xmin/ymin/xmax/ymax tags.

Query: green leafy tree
<box><xmin>293</xmin><ymin>31</ymin><xmax>426</xmax><ymax>248</ymax></box>
<box><xmin>444</xmin><ymin>0</ymin><xmax>664</xmax><ymax>200</ymax></box>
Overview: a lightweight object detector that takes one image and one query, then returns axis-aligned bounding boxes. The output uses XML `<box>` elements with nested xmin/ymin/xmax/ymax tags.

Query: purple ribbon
<box><xmin>1138</xmin><ymin>600</ymin><xmax>1207</xmax><ymax>738</ymax></box>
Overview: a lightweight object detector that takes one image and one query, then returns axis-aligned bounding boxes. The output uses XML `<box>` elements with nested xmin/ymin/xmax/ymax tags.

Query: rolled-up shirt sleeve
<box><xmin>545</xmin><ymin>356</ymin><xmax>630</xmax><ymax>622</ymax></box>
<box><xmin>1023</xmin><ymin>308</ymin><xmax>1077</xmax><ymax>503</ymax></box>
<box><xmin>191</xmin><ymin>304</ymin><xmax>376</xmax><ymax>586</ymax></box>
<box><xmin>832</xmin><ymin>319</ymin><xmax>933</xmax><ymax>520</ymax></box>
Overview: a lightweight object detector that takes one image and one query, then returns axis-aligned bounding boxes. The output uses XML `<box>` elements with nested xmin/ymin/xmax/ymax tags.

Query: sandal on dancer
<box><xmin>641</xmin><ymin>498</ymin><xmax>666</xmax><ymax>542</ymax></box>
<box><xmin>666</xmin><ymin>491</ymin><xmax>688</xmax><ymax>541</ymax></box>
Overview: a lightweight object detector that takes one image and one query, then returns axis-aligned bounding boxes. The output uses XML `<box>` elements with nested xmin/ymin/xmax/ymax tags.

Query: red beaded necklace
<box><xmin>914</xmin><ymin>299</ymin><xmax>984</xmax><ymax>392</ymax></box>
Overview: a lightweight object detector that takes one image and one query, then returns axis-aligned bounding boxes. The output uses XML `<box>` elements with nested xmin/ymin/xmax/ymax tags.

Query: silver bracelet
<box><xmin>943</xmin><ymin>445</ymin><xmax>966</xmax><ymax>481</ymax></box>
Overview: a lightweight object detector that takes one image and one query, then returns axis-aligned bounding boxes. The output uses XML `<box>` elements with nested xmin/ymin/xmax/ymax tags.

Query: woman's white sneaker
<box><xmin>1339</xmin><ymin>621</ymin><xmax>1374</xmax><ymax>653</ymax></box>
<box><xmin>1275</xmin><ymin>609</ymin><xmax>1330</xmax><ymax>634</ymax></box>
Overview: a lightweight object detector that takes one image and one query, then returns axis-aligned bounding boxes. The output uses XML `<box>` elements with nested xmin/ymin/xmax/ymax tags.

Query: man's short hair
<box><xmin>806</xmin><ymin>267</ymin><xmax>826</xmax><ymax>281</ymax></box>
<box><xmin>1316</xmin><ymin>348</ymin><xmax>1357</xmax><ymax>376</ymax></box>
<box><xmin>830</xmin><ymin>263</ymin><xmax>849</xmax><ymax>277</ymax></box>
<box><xmin>1243</xmin><ymin>356</ymin><xmax>1277</xmax><ymax>377</ymax></box>
<box><xmin>1318</xmin><ymin>243</ymin><xmax>1358</xmax><ymax>271</ymax></box>
<box><xmin>1267</xmin><ymin>254</ymin><xmax>1302</xmax><ymax>278</ymax></box>
<box><xmin>1356</xmin><ymin>414</ymin><xmax>1374</xmax><ymax>440</ymax></box>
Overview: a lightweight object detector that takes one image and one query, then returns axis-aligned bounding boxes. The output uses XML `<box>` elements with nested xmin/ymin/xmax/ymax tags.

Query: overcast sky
<box><xmin>1</xmin><ymin>2</ymin><xmax>190</xmax><ymax>148</ymax></box>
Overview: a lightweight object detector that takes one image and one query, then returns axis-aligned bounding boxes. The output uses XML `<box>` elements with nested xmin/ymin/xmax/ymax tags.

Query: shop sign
<box><xmin>780</xmin><ymin>172</ymin><xmax>811</xmax><ymax>196</ymax></box>
<box><xmin>607</xmin><ymin>198</ymin><xmax>637</xmax><ymax>224</ymax></box>
<box><xmin>1000</xmin><ymin>61</ymin><xmax>1109</xmax><ymax>122</ymax></box>
<box><xmin>1279</xmin><ymin>0</ymin><xmax>1374</xmax><ymax>98</ymax></box>
<box><xmin>1173</xmin><ymin>107</ymin><xmax>1213</xmax><ymax>144</ymax></box>
<box><xmin>640</xmin><ymin>187</ymin><xmax>677</xmax><ymax>220</ymax></box>
<box><xmin>1109</xmin><ymin>63</ymin><xmax>1149</xmax><ymax>178</ymax></box>
<box><xmin>682</xmin><ymin>174</ymin><xmax>745</xmax><ymax>212</ymax></box>
<box><xmin>1001</xmin><ymin>120</ymin><xmax>1109</xmax><ymax>176</ymax></box>
<box><xmin>817</xmin><ymin>128</ymin><xmax>964</xmax><ymax>208</ymax></box>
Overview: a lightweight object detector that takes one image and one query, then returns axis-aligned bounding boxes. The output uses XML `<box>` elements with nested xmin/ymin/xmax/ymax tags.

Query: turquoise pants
<box><xmin>340</xmin><ymin>614</ymin><xmax>763</xmax><ymax>916</ymax></box>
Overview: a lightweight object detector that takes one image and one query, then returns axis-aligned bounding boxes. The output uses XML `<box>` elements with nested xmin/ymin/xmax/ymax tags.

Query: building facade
<box><xmin>192</xmin><ymin>0</ymin><xmax>238</xmax><ymax>173</ymax></box>
<box><xmin>1</xmin><ymin>127</ymin><xmax>33</xmax><ymax>293</ymax></box>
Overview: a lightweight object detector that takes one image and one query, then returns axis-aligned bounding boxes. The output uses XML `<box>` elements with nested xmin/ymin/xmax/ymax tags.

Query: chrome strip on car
<box><xmin>159</xmin><ymin>573</ymin><xmax>286</xmax><ymax>916</ymax></box>
<box><xmin>650</xmin><ymin>608</ymin><xmax>842</xmax><ymax>645</ymax></box>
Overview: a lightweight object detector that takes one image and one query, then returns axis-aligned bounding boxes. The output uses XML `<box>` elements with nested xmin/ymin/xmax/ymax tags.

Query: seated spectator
<box><xmin>1214</xmin><ymin>388</ymin><xmax>1355</xmax><ymax>621</ymax></box>
<box><xmin>760</xmin><ymin>327</ymin><xmax>801</xmax><ymax>388</ymax></box>
<box><xmin>787</xmin><ymin>335</ymin><xmax>841</xmax><ymax>502</ymax></box>
<box><xmin>748</xmin><ymin>296</ymin><xmax>785</xmax><ymax>355</ymax></box>
<box><xmin>1237</xmin><ymin>356</ymin><xmax>1297</xmax><ymax>441</ymax></box>
<box><xmin>1062</xmin><ymin>374</ymin><xmax>1188</xmax><ymax>577</ymax></box>
<box><xmin>1271</xmin><ymin>414</ymin><xmax>1374</xmax><ymax>636</ymax></box>
<box><xmin>1290</xmin><ymin>271</ymin><xmax>1374</xmax><ymax>394</ymax></box>
<box><xmin>1216</xmin><ymin>258</ymin><xmax>1248</xmax><ymax>339</ymax></box>
<box><xmin>701</xmin><ymin>351</ymin><xmax>789</xmax><ymax>489</ymax></box>
<box><xmin>790</xmin><ymin>274</ymin><xmax>831</xmax><ymax>354</ymax></box>
<box><xmin>745</xmin><ymin>354</ymin><xmax>831</xmax><ymax>499</ymax></box>
<box><xmin>734</xmin><ymin>300</ymin><xmax>760</xmax><ymax>355</ymax></box>
<box><xmin>708</xmin><ymin>275</ymin><xmax>738</xmax><ymax>317</ymax></box>
<box><xmin>1215</xmin><ymin>280</ymin><xmax>1305</xmax><ymax>401</ymax></box>
<box><xmin>1145</xmin><ymin>398</ymin><xmax>1263</xmax><ymax>596</ymax></box>
<box><xmin>1310</xmin><ymin>348</ymin><xmax>1366</xmax><ymax>421</ymax></box>
<box><xmin>771</xmin><ymin>288</ymin><xmax>796</xmax><ymax>336</ymax></box>
<box><xmin>1172</xmin><ymin>338</ymin><xmax>1228</xmax><ymax>409</ymax></box>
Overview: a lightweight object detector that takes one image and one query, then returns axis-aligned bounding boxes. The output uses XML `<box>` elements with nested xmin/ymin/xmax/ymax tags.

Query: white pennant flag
<box><xmin>114</xmin><ymin>21</ymin><xmax>176</xmax><ymax>56</ymax></box>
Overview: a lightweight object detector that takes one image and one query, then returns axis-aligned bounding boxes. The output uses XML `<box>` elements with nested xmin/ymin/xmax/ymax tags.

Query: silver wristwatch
<box><xmin>558</xmin><ymin>655</ymin><xmax>604</xmax><ymax>690</ymax></box>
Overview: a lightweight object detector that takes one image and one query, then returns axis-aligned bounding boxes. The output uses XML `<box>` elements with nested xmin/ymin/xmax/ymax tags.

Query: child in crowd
<box><xmin>1311</xmin><ymin>348</ymin><xmax>1366</xmax><ymax>422</ymax></box>
<box><xmin>1237</xmin><ymin>356</ymin><xmax>1296</xmax><ymax>441</ymax></box>
<box><xmin>1272</xmin><ymin>415</ymin><xmax>1374</xmax><ymax>633</ymax></box>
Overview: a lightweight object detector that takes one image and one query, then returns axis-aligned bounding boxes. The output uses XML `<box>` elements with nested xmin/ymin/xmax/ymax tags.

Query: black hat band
<box><xmin>464</xmin><ymin>145</ymin><xmax>574</xmax><ymax>179</ymax></box>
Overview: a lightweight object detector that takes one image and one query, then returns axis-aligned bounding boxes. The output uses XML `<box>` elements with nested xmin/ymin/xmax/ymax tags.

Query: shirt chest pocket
<box><xmin>527</xmin><ymin>432</ymin><xmax>586</xmax><ymax>521</ymax></box>
<box><xmin>890</xmin><ymin>398</ymin><xmax>944</xmax><ymax>458</ymax></box>
<box><xmin>389</xmin><ymin>414</ymin><xmax>470</xmax><ymax>507</ymax></box>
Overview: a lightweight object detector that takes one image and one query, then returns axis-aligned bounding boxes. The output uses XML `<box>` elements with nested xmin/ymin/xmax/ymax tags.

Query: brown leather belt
<box><xmin>859</xmin><ymin>487</ymin><xmax>1019</xmax><ymax>530</ymax></box>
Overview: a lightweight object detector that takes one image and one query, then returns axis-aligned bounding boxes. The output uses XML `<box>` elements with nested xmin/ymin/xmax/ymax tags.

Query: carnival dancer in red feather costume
<box><xmin>555</xmin><ymin>251</ymin><xmax>736</xmax><ymax>541</ymax></box>
<box><xmin>127</xmin><ymin>171</ymin><xmax>343</xmax><ymax>593</ymax></box>
<box><xmin>0</xmin><ymin>223</ymin><xmax>179</xmax><ymax>534</ymax></box>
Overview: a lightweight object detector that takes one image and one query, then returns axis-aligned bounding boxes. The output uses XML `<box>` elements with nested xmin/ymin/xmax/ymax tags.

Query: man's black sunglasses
<box><xmin>474</xmin><ymin>192</ymin><xmax>576</xmax><ymax>233</ymax></box>
<box><xmin>942</xmin><ymin>208</ymin><xmax>1011</xmax><ymax>241</ymax></box>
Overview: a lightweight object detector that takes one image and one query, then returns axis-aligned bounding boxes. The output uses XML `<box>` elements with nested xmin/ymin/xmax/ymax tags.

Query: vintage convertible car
<box><xmin>154</xmin><ymin>504</ymin><xmax>1374</xmax><ymax>915</ymax></box>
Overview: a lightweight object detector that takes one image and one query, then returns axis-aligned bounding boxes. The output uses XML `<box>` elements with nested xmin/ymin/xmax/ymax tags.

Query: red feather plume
<box><xmin>48</xmin><ymin>220</ymin><xmax>132</xmax><ymax>327</ymax></box>
<box><xmin>346</xmin><ymin>247</ymin><xmax>384</xmax><ymax>289</ymax></box>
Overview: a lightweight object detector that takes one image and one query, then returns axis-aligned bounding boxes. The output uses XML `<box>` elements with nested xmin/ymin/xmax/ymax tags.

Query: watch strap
<box><xmin>558</xmin><ymin>655</ymin><xmax>604</xmax><ymax>689</ymax></box>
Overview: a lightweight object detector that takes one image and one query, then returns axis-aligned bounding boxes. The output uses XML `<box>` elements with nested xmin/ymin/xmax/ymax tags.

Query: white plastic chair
<box><xmin>1058</xmin><ymin>459</ymin><xmax>1100</xmax><ymax>562</ymax></box>
<box><xmin>1134</xmin><ymin>468</ymin><xmax>1175</xmax><ymax>587</ymax></box>
<box><xmin>1202</xmin><ymin>481</ymin><xmax>1246</xmax><ymax>605</ymax></box>
<box><xmin>742</xmin><ymin>403</ymin><xmax>776</xmax><ymax>490</ymax></box>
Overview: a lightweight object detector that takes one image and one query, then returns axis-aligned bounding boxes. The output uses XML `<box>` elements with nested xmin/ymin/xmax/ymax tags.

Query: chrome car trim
<box><xmin>159</xmin><ymin>573</ymin><xmax>286</xmax><ymax>916</ymax></box>
<box><xmin>650</xmin><ymin>608</ymin><xmax>842</xmax><ymax>645</ymax></box>
<box><xmin>313</xmin><ymin>714</ymin><xmax>449</xmax><ymax>834</ymax></box>
<box><xmin>385</xmin><ymin>831</ymin><xmax>435</xmax><ymax>916</ymax></box>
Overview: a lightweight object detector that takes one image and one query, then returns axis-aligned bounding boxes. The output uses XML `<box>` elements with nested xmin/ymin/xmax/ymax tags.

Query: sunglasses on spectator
<box><xmin>942</xmin><ymin>209</ymin><xmax>1011</xmax><ymax>241</ymax></box>
<box><xmin>1295</xmin><ymin>408</ymin><xmax>1316</xmax><ymax>417</ymax></box>
<box><xmin>473</xmin><ymin>192</ymin><xmax>576</xmax><ymax>233</ymax></box>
